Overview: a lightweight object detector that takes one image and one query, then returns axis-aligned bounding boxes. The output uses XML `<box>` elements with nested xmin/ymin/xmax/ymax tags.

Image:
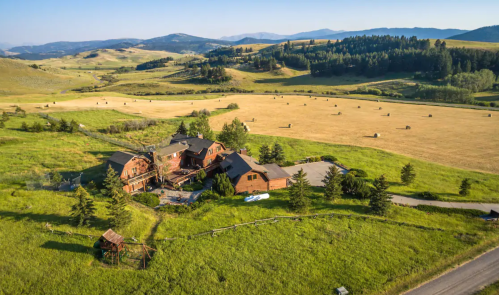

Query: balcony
<box><xmin>127</xmin><ymin>170</ymin><xmax>157</xmax><ymax>185</ymax></box>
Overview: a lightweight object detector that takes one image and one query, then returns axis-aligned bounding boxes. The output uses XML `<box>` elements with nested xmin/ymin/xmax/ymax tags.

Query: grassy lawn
<box><xmin>475</xmin><ymin>280</ymin><xmax>499</xmax><ymax>295</ymax></box>
<box><xmin>244</xmin><ymin>134</ymin><xmax>499</xmax><ymax>203</ymax></box>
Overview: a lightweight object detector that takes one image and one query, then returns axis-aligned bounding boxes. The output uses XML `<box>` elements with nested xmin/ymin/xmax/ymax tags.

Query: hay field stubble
<box><xmin>3</xmin><ymin>94</ymin><xmax>498</xmax><ymax>174</ymax></box>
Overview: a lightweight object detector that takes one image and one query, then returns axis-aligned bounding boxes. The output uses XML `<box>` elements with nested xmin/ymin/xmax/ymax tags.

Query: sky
<box><xmin>0</xmin><ymin>0</ymin><xmax>498</xmax><ymax>45</ymax></box>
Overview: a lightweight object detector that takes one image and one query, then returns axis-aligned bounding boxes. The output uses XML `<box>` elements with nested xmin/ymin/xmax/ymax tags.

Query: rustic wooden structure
<box><xmin>95</xmin><ymin>229</ymin><xmax>128</xmax><ymax>265</ymax></box>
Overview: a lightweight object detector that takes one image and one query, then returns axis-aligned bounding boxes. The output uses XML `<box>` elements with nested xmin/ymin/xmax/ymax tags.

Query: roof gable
<box><xmin>101</xmin><ymin>229</ymin><xmax>124</xmax><ymax>245</ymax></box>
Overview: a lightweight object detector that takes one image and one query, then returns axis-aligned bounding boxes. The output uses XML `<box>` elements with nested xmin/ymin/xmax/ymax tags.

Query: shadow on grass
<box><xmin>41</xmin><ymin>241</ymin><xmax>96</xmax><ymax>254</ymax></box>
<box><xmin>0</xmin><ymin>211</ymin><xmax>109</xmax><ymax>230</ymax></box>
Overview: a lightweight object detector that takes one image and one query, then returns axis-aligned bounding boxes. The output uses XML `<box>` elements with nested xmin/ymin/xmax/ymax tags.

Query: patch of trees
<box><xmin>190</xmin><ymin>109</ymin><xmax>211</xmax><ymax>117</ymax></box>
<box><xmin>112</xmin><ymin>66</ymin><xmax>134</xmax><ymax>74</ymax></box>
<box><xmin>199</xmin><ymin>65</ymin><xmax>232</xmax><ymax>84</ymax></box>
<box><xmin>217</xmin><ymin>117</ymin><xmax>248</xmax><ymax>151</ymax></box>
<box><xmin>135</xmin><ymin>57</ymin><xmax>174</xmax><ymax>70</ymax></box>
<box><xmin>253</xmin><ymin>56</ymin><xmax>278</xmax><ymax>71</ymax></box>
<box><xmin>445</xmin><ymin>69</ymin><xmax>497</xmax><ymax>93</ymax></box>
<box><xmin>354</xmin><ymin>86</ymin><xmax>403</xmax><ymax>98</ymax></box>
<box><xmin>187</xmin><ymin>115</ymin><xmax>215</xmax><ymax>140</ymax></box>
<box><xmin>100</xmin><ymin>75</ymin><xmax>119</xmax><ymax>84</ymax></box>
<box><xmin>414</xmin><ymin>85</ymin><xmax>474</xmax><ymax>104</ymax></box>
<box><xmin>84</xmin><ymin>52</ymin><xmax>99</xmax><ymax>59</ymax></box>
<box><xmin>106</xmin><ymin>119</ymin><xmax>158</xmax><ymax>134</ymax></box>
<box><xmin>258</xmin><ymin>143</ymin><xmax>285</xmax><ymax>165</ymax></box>
<box><xmin>22</xmin><ymin>118</ymin><xmax>79</xmax><ymax>133</ymax></box>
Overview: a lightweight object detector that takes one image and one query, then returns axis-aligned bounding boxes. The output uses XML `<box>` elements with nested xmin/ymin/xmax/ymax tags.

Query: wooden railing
<box><xmin>127</xmin><ymin>171</ymin><xmax>157</xmax><ymax>185</ymax></box>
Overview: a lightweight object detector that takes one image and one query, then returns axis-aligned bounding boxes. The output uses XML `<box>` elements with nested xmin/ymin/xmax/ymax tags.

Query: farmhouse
<box><xmin>106</xmin><ymin>151</ymin><xmax>157</xmax><ymax>193</ymax></box>
<box><xmin>221</xmin><ymin>150</ymin><xmax>290</xmax><ymax>194</ymax></box>
<box><xmin>107</xmin><ymin>134</ymin><xmax>227</xmax><ymax>192</ymax></box>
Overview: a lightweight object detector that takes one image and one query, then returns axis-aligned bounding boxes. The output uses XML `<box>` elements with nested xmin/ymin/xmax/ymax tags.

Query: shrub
<box><xmin>419</xmin><ymin>191</ymin><xmax>440</xmax><ymax>200</ymax></box>
<box><xmin>198</xmin><ymin>190</ymin><xmax>221</xmax><ymax>202</ymax></box>
<box><xmin>199</xmin><ymin>109</ymin><xmax>211</xmax><ymax>116</ymax></box>
<box><xmin>323</xmin><ymin>155</ymin><xmax>338</xmax><ymax>162</ymax></box>
<box><xmin>133</xmin><ymin>192</ymin><xmax>160</xmax><ymax>207</ymax></box>
<box><xmin>182</xmin><ymin>182</ymin><xmax>204</xmax><ymax>192</ymax></box>
<box><xmin>490</xmin><ymin>102</ymin><xmax>497</xmax><ymax>107</ymax></box>
<box><xmin>350</xmin><ymin>168</ymin><xmax>368</xmax><ymax>178</ymax></box>
<box><xmin>477</xmin><ymin>102</ymin><xmax>490</xmax><ymax>107</ymax></box>
<box><xmin>158</xmin><ymin>204</ymin><xmax>190</xmax><ymax>214</ymax></box>
<box><xmin>415</xmin><ymin>205</ymin><xmax>483</xmax><ymax>217</ymax></box>
<box><xmin>191</xmin><ymin>110</ymin><xmax>200</xmax><ymax>117</ymax></box>
<box><xmin>281</xmin><ymin>161</ymin><xmax>295</xmax><ymax>167</ymax></box>
<box><xmin>227</xmin><ymin>103</ymin><xmax>239</xmax><ymax>109</ymax></box>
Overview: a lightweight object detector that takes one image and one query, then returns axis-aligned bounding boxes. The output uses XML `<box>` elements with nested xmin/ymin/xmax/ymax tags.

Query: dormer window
<box><xmin>208</xmin><ymin>149</ymin><xmax>213</xmax><ymax>155</ymax></box>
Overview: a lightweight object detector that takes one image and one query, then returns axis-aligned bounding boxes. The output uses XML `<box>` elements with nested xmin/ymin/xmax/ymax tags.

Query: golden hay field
<box><xmin>2</xmin><ymin>94</ymin><xmax>498</xmax><ymax>174</ymax></box>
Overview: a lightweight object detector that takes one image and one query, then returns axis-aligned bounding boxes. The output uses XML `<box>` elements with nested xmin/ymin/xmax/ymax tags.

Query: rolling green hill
<box><xmin>448</xmin><ymin>25</ymin><xmax>499</xmax><ymax>42</ymax></box>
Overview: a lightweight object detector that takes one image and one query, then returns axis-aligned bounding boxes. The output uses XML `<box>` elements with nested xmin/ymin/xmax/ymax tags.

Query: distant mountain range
<box><xmin>3</xmin><ymin>26</ymin><xmax>499</xmax><ymax>60</ymax></box>
<box><xmin>220</xmin><ymin>29</ymin><xmax>344</xmax><ymax>41</ymax></box>
<box><xmin>448</xmin><ymin>25</ymin><xmax>499</xmax><ymax>42</ymax></box>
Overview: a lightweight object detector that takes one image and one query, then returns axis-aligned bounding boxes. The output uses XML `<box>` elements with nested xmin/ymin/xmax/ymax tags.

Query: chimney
<box><xmin>239</xmin><ymin>148</ymin><xmax>247</xmax><ymax>155</ymax></box>
<box><xmin>197</xmin><ymin>133</ymin><xmax>203</xmax><ymax>139</ymax></box>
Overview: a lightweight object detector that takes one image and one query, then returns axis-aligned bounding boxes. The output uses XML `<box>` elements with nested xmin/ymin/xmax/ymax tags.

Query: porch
<box><xmin>164</xmin><ymin>162</ymin><xmax>219</xmax><ymax>186</ymax></box>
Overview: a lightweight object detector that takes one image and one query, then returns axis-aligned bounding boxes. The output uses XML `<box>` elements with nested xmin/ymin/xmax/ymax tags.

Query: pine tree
<box><xmin>2</xmin><ymin>111</ymin><xmax>8</xmax><ymax>122</ymax></box>
<box><xmin>187</xmin><ymin>115</ymin><xmax>215</xmax><ymax>140</ymax></box>
<box><xmin>400</xmin><ymin>163</ymin><xmax>416</xmax><ymax>185</ymax></box>
<box><xmin>59</xmin><ymin>119</ymin><xmax>69</xmax><ymax>132</ymax></box>
<box><xmin>369</xmin><ymin>174</ymin><xmax>391</xmax><ymax>216</ymax></box>
<box><xmin>51</xmin><ymin>171</ymin><xmax>63</xmax><ymax>188</ymax></box>
<box><xmin>68</xmin><ymin>119</ymin><xmax>79</xmax><ymax>133</ymax></box>
<box><xmin>465</xmin><ymin>60</ymin><xmax>472</xmax><ymax>73</ymax></box>
<box><xmin>434</xmin><ymin>39</ymin><xmax>442</xmax><ymax>48</ymax></box>
<box><xmin>341</xmin><ymin>172</ymin><xmax>357</xmax><ymax>194</ymax></box>
<box><xmin>459</xmin><ymin>178</ymin><xmax>472</xmax><ymax>196</ymax></box>
<box><xmin>176</xmin><ymin>121</ymin><xmax>188</xmax><ymax>135</ymax></box>
<box><xmin>258</xmin><ymin>144</ymin><xmax>272</xmax><ymax>164</ymax></box>
<box><xmin>21</xmin><ymin>122</ymin><xmax>29</xmax><ymax>131</ymax></box>
<box><xmin>322</xmin><ymin>166</ymin><xmax>343</xmax><ymax>201</ymax></box>
<box><xmin>70</xmin><ymin>186</ymin><xmax>96</xmax><ymax>227</ymax></box>
<box><xmin>0</xmin><ymin>120</ymin><xmax>4</xmax><ymax>129</ymax></box>
<box><xmin>270</xmin><ymin>142</ymin><xmax>285</xmax><ymax>164</ymax></box>
<box><xmin>216</xmin><ymin>118</ymin><xmax>248</xmax><ymax>151</ymax></box>
<box><xmin>108</xmin><ymin>187</ymin><xmax>132</xmax><ymax>229</ymax></box>
<box><xmin>213</xmin><ymin>173</ymin><xmax>234</xmax><ymax>197</ymax></box>
<box><xmin>288</xmin><ymin>169</ymin><xmax>311</xmax><ymax>212</ymax></box>
<box><xmin>101</xmin><ymin>165</ymin><xmax>125</xmax><ymax>198</ymax></box>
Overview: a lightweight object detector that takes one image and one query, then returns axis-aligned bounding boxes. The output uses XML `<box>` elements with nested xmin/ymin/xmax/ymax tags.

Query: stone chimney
<box><xmin>239</xmin><ymin>148</ymin><xmax>247</xmax><ymax>155</ymax></box>
<box><xmin>197</xmin><ymin>133</ymin><xmax>203</xmax><ymax>139</ymax></box>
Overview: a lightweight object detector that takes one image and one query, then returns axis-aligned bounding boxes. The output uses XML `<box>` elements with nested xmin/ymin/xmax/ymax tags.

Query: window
<box><xmin>208</xmin><ymin>149</ymin><xmax>213</xmax><ymax>155</ymax></box>
<box><xmin>247</xmin><ymin>175</ymin><xmax>252</xmax><ymax>181</ymax></box>
<box><xmin>253</xmin><ymin>174</ymin><xmax>257</xmax><ymax>180</ymax></box>
<box><xmin>216</xmin><ymin>146</ymin><xmax>221</xmax><ymax>152</ymax></box>
<box><xmin>132</xmin><ymin>167</ymin><xmax>137</xmax><ymax>175</ymax></box>
<box><xmin>208</xmin><ymin>159</ymin><xmax>213</xmax><ymax>165</ymax></box>
<box><xmin>124</xmin><ymin>170</ymin><xmax>128</xmax><ymax>177</ymax></box>
<box><xmin>247</xmin><ymin>174</ymin><xmax>257</xmax><ymax>181</ymax></box>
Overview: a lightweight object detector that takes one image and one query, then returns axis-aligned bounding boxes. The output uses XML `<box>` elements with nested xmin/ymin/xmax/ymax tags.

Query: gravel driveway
<box><xmin>282</xmin><ymin>161</ymin><xmax>348</xmax><ymax>186</ymax></box>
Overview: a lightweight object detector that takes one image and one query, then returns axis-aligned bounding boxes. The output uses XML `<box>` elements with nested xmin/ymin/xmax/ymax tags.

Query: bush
<box><xmin>322</xmin><ymin>155</ymin><xmax>338</xmax><ymax>162</ymax></box>
<box><xmin>199</xmin><ymin>109</ymin><xmax>211</xmax><ymax>116</ymax></box>
<box><xmin>281</xmin><ymin>161</ymin><xmax>295</xmax><ymax>167</ymax></box>
<box><xmin>227</xmin><ymin>103</ymin><xmax>239</xmax><ymax>109</ymax></box>
<box><xmin>419</xmin><ymin>191</ymin><xmax>440</xmax><ymax>200</ymax></box>
<box><xmin>350</xmin><ymin>168</ymin><xmax>368</xmax><ymax>178</ymax></box>
<box><xmin>191</xmin><ymin>110</ymin><xmax>200</xmax><ymax>117</ymax></box>
<box><xmin>158</xmin><ymin>204</ymin><xmax>190</xmax><ymax>214</ymax></box>
<box><xmin>414</xmin><ymin>205</ymin><xmax>483</xmax><ymax>217</ymax></box>
<box><xmin>477</xmin><ymin>102</ymin><xmax>490</xmax><ymax>107</ymax></box>
<box><xmin>198</xmin><ymin>190</ymin><xmax>221</xmax><ymax>202</ymax></box>
<box><xmin>132</xmin><ymin>192</ymin><xmax>160</xmax><ymax>207</ymax></box>
<box><xmin>182</xmin><ymin>182</ymin><xmax>204</xmax><ymax>192</ymax></box>
<box><xmin>490</xmin><ymin>102</ymin><xmax>497</xmax><ymax>107</ymax></box>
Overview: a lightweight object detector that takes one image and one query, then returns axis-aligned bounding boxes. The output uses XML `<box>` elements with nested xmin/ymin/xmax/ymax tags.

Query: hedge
<box><xmin>415</xmin><ymin>205</ymin><xmax>484</xmax><ymax>217</ymax></box>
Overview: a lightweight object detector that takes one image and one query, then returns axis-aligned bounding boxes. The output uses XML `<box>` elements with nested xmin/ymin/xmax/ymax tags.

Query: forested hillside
<box><xmin>448</xmin><ymin>25</ymin><xmax>499</xmax><ymax>43</ymax></box>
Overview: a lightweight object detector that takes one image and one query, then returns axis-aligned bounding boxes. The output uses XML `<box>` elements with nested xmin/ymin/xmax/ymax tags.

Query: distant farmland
<box><xmin>3</xmin><ymin>94</ymin><xmax>498</xmax><ymax>174</ymax></box>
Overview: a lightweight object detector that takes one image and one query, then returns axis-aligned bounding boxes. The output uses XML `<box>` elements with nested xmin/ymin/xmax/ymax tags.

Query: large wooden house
<box><xmin>107</xmin><ymin>134</ymin><xmax>227</xmax><ymax>192</ymax></box>
<box><xmin>220</xmin><ymin>150</ymin><xmax>291</xmax><ymax>194</ymax></box>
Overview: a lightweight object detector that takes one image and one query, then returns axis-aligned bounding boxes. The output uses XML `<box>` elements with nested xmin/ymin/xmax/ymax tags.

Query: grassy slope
<box><xmin>475</xmin><ymin>281</ymin><xmax>499</xmax><ymax>295</ymax></box>
<box><xmin>23</xmin><ymin>48</ymin><xmax>185</xmax><ymax>69</ymax></box>
<box><xmin>0</xmin><ymin>59</ymin><xmax>94</xmax><ymax>96</ymax></box>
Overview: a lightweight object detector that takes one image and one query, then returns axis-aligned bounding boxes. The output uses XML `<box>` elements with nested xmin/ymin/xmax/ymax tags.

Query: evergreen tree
<box><xmin>441</xmin><ymin>41</ymin><xmax>447</xmax><ymax>50</ymax></box>
<box><xmin>341</xmin><ymin>172</ymin><xmax>357</xmax><ymax>194</ymax></box>
<box><xmin>465</xmin><ymin>60</ymin><xmax>472</xmax><ymax>73</ymax></box>
<box><xmin>400</xmin><ymin>163</ymin><xmax>416</xmax><ymax>185</ymax></box>
<box><xmin>0</xmin><ymin>120</ymin><xmax>4</xmax><ymax>129</ymax></box>
<box><xmin>216</xmin><ymin>118</ymin><xmax>248</xmax><ymax>151</ymax></box>
<box><xmin>434</xmin><ymin>39</ymin><xmax>442</xmax><ymax>48</ymax></box>
<box><xmin>196</xmin><ymin>169</ymin><xmax>207</xmax><ymax>183</ymax></box>
<box><xmin>176</xmin><ymin>121</ymin><xmax>188</xmax><ymax>135</ymax></box>
<box><xmin>369</xmin><ymin>174</ymin><xmax>391</xmax><ymax>216</ymax></box>
<box><xmin>2</xmin><ymin>111</ymin><xmax>8</xmax><ymax>122</ymax></box>
<box><xmin>213</xmin><ymin>173</ymin><xmax>234</xmax><ymax>197</ymax></box>
<box><xmin>270</xmin><ymin>142</ymin><xmax>285</xmax><ymax>164</ymax></box>
<box><xmin>70</xmin><ymin>186</ymin><xmax>96</xmax><ymax>227</ymax></box>
<box><xmin>108</xmin><ymin>187</ymin><xmax>132</xmax><ymax>229</ymax></box>
<box><xmin>31</xmin><ymin>122</ymin><xmax>43</xmax><ymax>132</ymax></box>
<box><xmin>288</xmin><ymin>169</ymin><xmax>311</xmax><ymax>212</ymax></box>
<box><xmin>191</xmin><ymin>64</ymin><xmax>198</xmax><ymax>75</ymax></box>
<box><xmin>322</xmin><ymin>166</ymin><xmax>343</xmax><ymax>201</ymax></box>
<box><xmin>258</xmin><ymin>144</ymin><xmax>272</xmax><ymax>164</ymax></box>
<box><xmin>58</xmin><ymin>119</ymin><xmax>69</xmax><ymax>132</ymax></box>
<box><xmin>101</xmin><ymin>165</ymin><xmax>125</xmax><ymax>198</ymax></box>
<box><xmin>459</xmin><ymin>178</ymin><xmax>472</xmax><ymax>196</ymax></box>
<box><xmin>51</xmin><ymin>171</ymin><xmax>63</xmax><ymax>188</ymax></box>
<box><xmin>68</xmin><ymin>119</ymin><xmax>79</xmax><ymax>133</ymax></box>
<box><xmin>187</xmin><ymin>115</ymin><xmax>215</xmax><ymax>140</ymax></box>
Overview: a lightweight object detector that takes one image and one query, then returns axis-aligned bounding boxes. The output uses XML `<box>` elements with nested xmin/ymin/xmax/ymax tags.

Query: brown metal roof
<box><xmin>101</xmin><ymin>229</ymin><xmax>124</xmax><ymax>245</ymax></box>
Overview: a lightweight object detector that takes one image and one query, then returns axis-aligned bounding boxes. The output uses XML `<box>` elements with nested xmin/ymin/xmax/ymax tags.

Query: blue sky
<box><xmin>0</xmin><ymin>0</ymin><xmax>498</xmax><ymax>45</ymax></box>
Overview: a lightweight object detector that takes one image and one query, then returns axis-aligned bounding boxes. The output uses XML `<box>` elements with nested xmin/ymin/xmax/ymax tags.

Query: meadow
<box><xmin>5</xmin><ymin>94</ymin><xmax>498</xmax><ymax>175</ymax></box>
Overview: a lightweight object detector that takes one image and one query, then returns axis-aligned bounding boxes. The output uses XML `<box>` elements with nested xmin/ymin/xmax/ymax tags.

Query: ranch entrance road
<box><xmin>405</xmin><ymin>246</ymin><xmax>499</xmax><ymax>295</ymax></box>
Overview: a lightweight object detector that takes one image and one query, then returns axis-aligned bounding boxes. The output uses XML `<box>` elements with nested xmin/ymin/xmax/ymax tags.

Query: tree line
<box><xmin>136</xmin><ymin>57</ymin><xmax>174</xmax><ymax>70</ymax></box>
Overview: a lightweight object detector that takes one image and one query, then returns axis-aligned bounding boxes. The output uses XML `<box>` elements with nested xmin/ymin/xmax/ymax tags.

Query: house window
<box><xmin>132</xmin><ymin>167</ymin><xmax>137</xmax><ymax>175</ymax></box>
<box><xmin>208</xmin><ymin>149</ymin><xmax>213</xmax><ymax>155</ymax></box>
<box><xmin>208</xmin><ymin>159</ymin><xmax>213</xmax><ymax>165</ymax></box>
<box><xmin>124</xmin><ymin>170</ymin><xmax>128</xmax><ymax>177</ymax></box>
<box><xmin>253</xmin><ymin>174</ymin><xmax>257</xmax><ymax>180</ymax></box>
<box><xmin>247</xmin><ymin>175</ymin><xmax>252</xmax><ymax>181</ymax></box>
<box><xmin>216</xmin><ymin>146</ymin><xmax>221</xmax><ymax>152</ymax></box>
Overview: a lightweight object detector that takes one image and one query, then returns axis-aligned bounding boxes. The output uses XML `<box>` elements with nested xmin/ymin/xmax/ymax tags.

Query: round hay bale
<box><xmin>191</xmin><ymin>102</ymin><xmax>193</xmax><ymax>105</ymax></box>
<box><xmin>150</xmin><ymin>100</ymin><xmax>152</xmax><ymax>102</ymax></box>
<box><xmin>358</xmin><ymin>106</ymin><xmax>361</xmax><ymax>109</ymax></box>
<box><xmin>315</xmin><ymin>97</ymin><xmax>317</xmax><ymax>100</ymax></box>
<box><xmin>327</xmin><ymin>99</ymin><xmax>329</xmax><ymax>101</ymax></box>
<box><xmin>106</xmin><ymin>101</ymin><xmax>108</xmax><ymax>104</ymax></box>
<box><xmin>338</xmin><ymin>112</ymin><xmax>342</xmax><ymax>115</ymax></box>
<box><xmin>134</xmin><ymin>99</ymin><xmax>137</xmax><ymax>102</ymax></box>
<box><xmin>488</xmin><ymin>114</ymin><xmax>492</xmax><ymax>117</ymax></box>
<box><xmin>53</xmin><ymin>102</ymin><xmax>56</xmax><ymax>104</ymax></box>
<box><xmin>304</xmin><ymin>103</ymin><xmax>307</xmax><ymax>106</ymax></box>
<box><xmin>374</xmin><ymin>133</ymin><xmax>381</xmax><ymax>138</ymax></box>
<box><xmin>377</xmin><ymin>100</ymin><xmax>380</xmax><ymax>102</ymax></box>
<box><xmin>387</xmin><ymin>113</ymin><xmax>391</xmax><ymax>117</ymax></box>
<box><xmin>281</xmin><ymin>96</ymin><xmax>283</xmax><ymax>98</ymax></box>
<box><xmin>287</xmin><ymin>102</ymin><xmax>289</xmax><ymax>105</ymax></box>
<box><xmin>288</xmin><ymin>124</ymin><xmax>292</xmax><ymax>128</ymax></box>
<box><xmin>96</xmin><ymin>102</ymin><xmax>99</xmax><ymax>105</ymax></box>
<box><xmin>45</xmin><ymin>104</ymin><xmax>49</xmax><ymax>108</ymax></box>
<box><xmin>429</xmin><ymin>114</ymin><xmax>433</xmax><ymax>117</ymax></box>
<box><xmin>252</xmin><ymin>118</ymin><xmax>255</xmax><ymax>122</ymax></box>
<box><xmin>124</xmin><ymin>102</ymin><xmax>127</xmax><ymax>105</ymax></box>
<box><xmin>406</xmin><ymin>125</ymin><xmax>411</xmax><ymax>130</ymax></box>
<box><xmin>335</xmin><ymin>104</ymin><xmax>338</xmax><ymax>107</ymax></box>
<box><xmin>379</xmin><ymin>107</ymin><xmax>382</xmax><ymax>110</ymax></box>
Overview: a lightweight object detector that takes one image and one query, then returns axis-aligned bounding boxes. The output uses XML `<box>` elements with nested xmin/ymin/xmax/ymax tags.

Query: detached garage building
<box><xmin>221</xmin><ymin>151</ymin><xmax>290</xmax><ymax>194</ymax></box>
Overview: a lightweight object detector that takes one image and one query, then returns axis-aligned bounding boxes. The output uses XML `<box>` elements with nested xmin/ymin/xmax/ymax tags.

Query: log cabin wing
<box><xmin>221</xmin><ymin>152</ymin><xmax>290</xmax><ymax>194</ymax></box>
<box><xmin>106</xmin><ymin>151</ymin><xmax>156</xmax><ymax>193</ymax></box>
<box><xmin>170</xmin><ymin>134</ymin><xmax>226</xmax><ymax>168</ymax></box>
